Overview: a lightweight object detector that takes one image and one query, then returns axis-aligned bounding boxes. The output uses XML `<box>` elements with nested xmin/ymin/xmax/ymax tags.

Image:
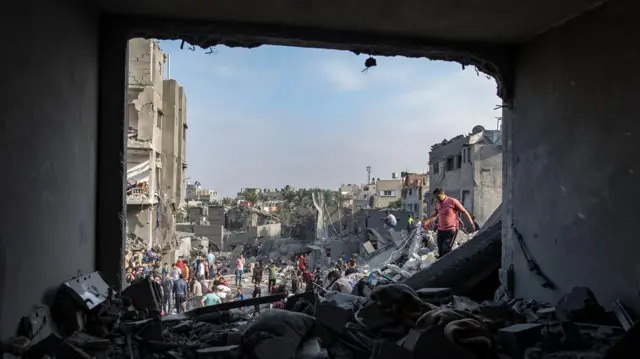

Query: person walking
<box><xmin>422</xmin><ymin>188</ymin><xmax>475</xmax><ymax>258</ymax></box>
<box><xmin>235</xmin><ymin>254</ymin><xmax>245</xmax><ymax>286</ymax></box>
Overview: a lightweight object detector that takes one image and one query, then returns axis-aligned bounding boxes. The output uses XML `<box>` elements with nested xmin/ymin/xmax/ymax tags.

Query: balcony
<box><xmin>127</xmin><ymin>181</ymin><xmax>156</xmax><ymax>205</ymax></box>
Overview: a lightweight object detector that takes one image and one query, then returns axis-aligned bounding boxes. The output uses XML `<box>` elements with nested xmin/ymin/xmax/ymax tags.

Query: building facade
<box><xmin>401</xmin><ymin>173</ymin><xmax>429</xmax><ymax>215</ymax></box>
<box><xmin>126</xmin><ymin>39</ymin><xmax>187</xmax><ymax>250</ymax></box>
<box><xmin>373</xmin><ymin>179</ymin><xmax>402</xmax><ymax>208</ymax></box>
<box><xmin>185</xmin><ymin>181</ymin><xmax>218</xmax><ymax>203</ymax></box>
<box><xmin>427</xmin><ymin>125</ymin><xmax>502</xmax><ymax>226</ymax></box>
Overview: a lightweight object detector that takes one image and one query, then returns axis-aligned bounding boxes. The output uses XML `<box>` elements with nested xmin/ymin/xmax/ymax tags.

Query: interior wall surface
<box><xmin>503</xmin><ymin>0</ymin><xmax>640</xmax><ymax>311</ymax></box>
<box><xmin>0</xmin><ymin>0</ymin><xmax>98</xmax><ymax>339</ymax></box>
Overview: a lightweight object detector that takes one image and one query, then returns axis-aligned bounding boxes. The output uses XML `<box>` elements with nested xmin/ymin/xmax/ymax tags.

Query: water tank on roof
<box><xmin>472</xmin><ymin>125</ymin><xmax>485</xmax><ymax>134</ymax></box>
<box><xmin>392</xmin><ymin>173</ymin><xmax>398</xmax><ymax>179</ymax></box>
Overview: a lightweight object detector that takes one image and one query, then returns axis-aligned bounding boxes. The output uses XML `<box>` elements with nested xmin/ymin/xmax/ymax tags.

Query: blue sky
<box><xmin>159</xmin><ymin>41</ymin><xmax>501</xmax><ymax>197</ymax></box>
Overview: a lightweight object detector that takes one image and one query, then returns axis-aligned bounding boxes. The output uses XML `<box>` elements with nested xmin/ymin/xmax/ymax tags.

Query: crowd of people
<box><xmin>120</xmin><ymin>188</ymin><xmax>480</xmax><ymax>317</ymax></box>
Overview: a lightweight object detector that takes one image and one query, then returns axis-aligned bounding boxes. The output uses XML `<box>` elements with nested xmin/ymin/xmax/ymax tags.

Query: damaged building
<box><xmin>427</xmin><ymin>125</ymin><xmax>502</xmax><ymax>227</ymax></box>
<box><xmin>126</xmin><ymin>39</ymin><xmax>188</xmax><ymax>251</ymax></box>
<box><xmin>3</xmin><ymin>0</ymin><xmax>640</xmax><ymax>358</ymax></box>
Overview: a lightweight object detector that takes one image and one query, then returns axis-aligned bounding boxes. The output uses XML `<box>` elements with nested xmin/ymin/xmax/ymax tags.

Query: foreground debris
<box><xmin>4</xmin><ymin>270</ymin><xmax>636</xmax><ymax>359</ymax></box>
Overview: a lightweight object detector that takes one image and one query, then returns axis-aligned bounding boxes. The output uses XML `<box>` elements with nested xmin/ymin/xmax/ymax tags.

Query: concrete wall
<box><xmin>0</xmin><ymin>0</ymin><xmax>98</xmax><ymax>339</ymax></box>
<box><xmin>248</xmin><ymin>223</ymin><xmax>282</xmax><ymax>238</ymax></box>
<box><xmin>161</xmin><ymin>236</ymin><xmax>192</xmax><ymax>265</ymax></box>
<box><xmin>472</xmin><ymin>144</ymin><xmax>502</xmax><ymax>226</ymax></box>
<box><xmin>161</xmin><ymin>80</ymin><xmax>180</xmax><ymax>203</ymax></box>
<box><xmin>127</xmin><ymin>39</ymin><xmax>164</xmax><ymax>147</ymax></box>
<box><xmin>176</xmin><ymin>224</ymin><xmax>224</xmax><ymax>250</ymax></box>
<box><xmin>177</xmin><ymin>87</ymin><xmax>187</xmax><ymax>205</ymax></box>
<box><xmin>127</xmin><ymin>205</ymin><xmax>154</xmax><ymax>247</ymax></box>
<box><xmin>503</xmin><ymin>0</ymin><xmax>640</xmax><ymax>312</ymax></box>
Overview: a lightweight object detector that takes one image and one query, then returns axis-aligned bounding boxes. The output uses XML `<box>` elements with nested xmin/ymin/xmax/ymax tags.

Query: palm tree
<box><xmin>243</xmin><ymin>191</ymin><xmax>259</xmax><ymax>206</ymax></box>
<box><xmin>221</xmin><ymin>197</ymin><xmax>234</xmax><ymax>206</ymax></box>
<box><xmin>282</xmin><ymin>188</ymin><xmax>297</xmax><ymax>209</ymax></box>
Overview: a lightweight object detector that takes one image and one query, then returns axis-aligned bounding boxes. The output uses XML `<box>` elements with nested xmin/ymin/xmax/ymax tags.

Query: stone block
<box><xmin>536</xmin><ymin>307</ymin><xmax>557</xmax><ymax>321</ymax></box>
<box><xmin>497</xmin><ymin>323</ymin><xmax>543</xmax><ymax>359</ymax></box>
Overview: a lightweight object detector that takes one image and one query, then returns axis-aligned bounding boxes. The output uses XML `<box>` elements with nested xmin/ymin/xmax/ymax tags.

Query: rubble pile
<box><xmin>8</xmin><ymin>267</ymin><xmax>635</xmax><ymax>359</ymax></box>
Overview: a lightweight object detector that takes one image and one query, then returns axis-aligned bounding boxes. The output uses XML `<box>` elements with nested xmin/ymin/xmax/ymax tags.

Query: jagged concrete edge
<box><xmin>402</xmin><ymin>220</ymin><xmax>502</xmax><ymax>293</ymax></box>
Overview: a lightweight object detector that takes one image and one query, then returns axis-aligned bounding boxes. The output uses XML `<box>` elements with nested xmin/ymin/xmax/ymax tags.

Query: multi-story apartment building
<box><xmin>427</xmin><ymin>125</ymin><xmax>502</xmax><ymax>226</ymax></box>
<box><xmin>373</xmin><ymin>178</ymin><xmax>403</xmax><ymax>208</ymax></box>
<box><xmin>126</xmin><ymin>39</ymin><xmax>187</xmax><ymax>249</ymax></box>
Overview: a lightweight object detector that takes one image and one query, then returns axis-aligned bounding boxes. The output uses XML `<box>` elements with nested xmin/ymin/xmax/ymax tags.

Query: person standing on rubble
<box><xmin>173</xmin><ymin>274</ymin><xmax>188</xmax><ymax>313</ymax></box>
<box><xmin>235</xmin><ymin>254</ymin><xmax>245</xmax><ymax>286</ymax></box>
<box><xmin>422</xmin><ymin>188</ymin><xmax>475</xmax><ymax>258</ymax></box>
<box><xmin>267</xmin><ymin>262</ymin><xmax>277</xmax><ymax>292</ymax></box>
<box><xmin>407</xmin><ymin>214</ymin><xmax>414</xmax><ymax>231</ymax></box>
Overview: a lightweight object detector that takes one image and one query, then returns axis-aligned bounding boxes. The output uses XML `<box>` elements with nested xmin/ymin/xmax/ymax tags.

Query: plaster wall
<box><xmin>503</xmin><ymin>0</ymin><xmax>640</xmax><ymax>312</ymax></box>
<box><xmin>127</xmin><ymin>205</ymin><xmax>154</xmax><ymax>247</ymax></box>
<box><xmin>248</xmin><ymin>223</ymin><xmax>282</xmax><ymax>238</ymax></box>
<box><xmin>127</xmin><ymin>39</ymin><xmax>164</xmax><ymax>149</ymax></box>
<box><xmin>0</xmin><ymin>0</ymin><xmax>98</xmax><ymax>339</ymax></box>
<box><xmin>176</xmin><ymin>224</ymin><xmax>224</xmax><ymax>250</ymax></box>
<box><xmin>471</xmin><ymin>144</ymin><xmax>502</xmax><ymax>226</ymax></box>
<box><xmin>177</xmin><ymin>87</ymin><xmax>187</xmax><ymax>204</ymax></box>
<box><xmin>161</xmin><ymin>80</ymin><xmax>180</xmax><ymax>203</ymax></box>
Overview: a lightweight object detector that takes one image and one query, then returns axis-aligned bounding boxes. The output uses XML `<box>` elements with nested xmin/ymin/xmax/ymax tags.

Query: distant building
<box><xmin>185</xmin><ymin>181</ymin><xmax>218</xmax><ymax>203</ymax></box>
<box><xmin>401</xmin><ymin>173</ymin><xmax>429</xmax><ymax>215</ymax></box>
<box><xmin>339</xmin><ymin>184</ymin><xmax>360</xmax><ymax>208</ymax></box>
<box><xmin>373</xmin><ymin>178</ymin><xmax>402</xmax><ymax>208</ymax></box>
<box><xmin>354</xmin><ymin>183</ymin><xmax>376</xmax><ymax>208</ymax></box>
<box><xmin>427</xmin><ymin>125</ymin><xmax>502</xmax><ymax>227</ymax></box>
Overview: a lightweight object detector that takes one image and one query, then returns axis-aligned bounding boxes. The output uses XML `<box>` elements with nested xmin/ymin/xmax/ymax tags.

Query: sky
<box><xmin>159</xmin><ymin>41</ymin><xmax>501</xmax><ymax>197</ymax></box>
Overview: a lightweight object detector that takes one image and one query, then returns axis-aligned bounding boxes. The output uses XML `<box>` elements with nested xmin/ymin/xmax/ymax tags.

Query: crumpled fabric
<box><xmin>369</xmin><ymin>284</ymin><xmax>435</xmax><ymax>327</ymax></box>
<box><xmin>416</xmin><ymin>307</ymin><xmax>494</xmax><ymax>356</ymax></box>
<box><xmin>241</xmin><ymin>310</ymin><xmax>316</xmax><ymax>359</ymax></box>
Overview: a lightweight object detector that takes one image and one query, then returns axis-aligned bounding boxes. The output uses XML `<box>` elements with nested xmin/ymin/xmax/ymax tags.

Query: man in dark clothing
<box><xmin>161</xmin><ymin>274</ymin><xmax>174</xmax><ymax>314</ymax></box>
<box><xmin>173</xmin><ymin>274</ymin><xmax>188</xmax><ymax>313</ymax></box>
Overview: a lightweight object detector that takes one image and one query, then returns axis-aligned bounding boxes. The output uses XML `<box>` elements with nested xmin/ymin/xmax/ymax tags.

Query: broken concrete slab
<box><xmin>402</xmin><ymin>220</ymin><xmax>502</xmax><ymax>295</ymax></box>
<box><xmin>497</xmin><ymin>323</ymin><xmax>543</xmax><ymax>359</ymax></box>
<box><xmin>415</xmin><ymin>288</ymin><xmax>453</xmax><ymax>305</ymax></box>
<box><xmin>556</xmin><ymin>287</ymin><xmax>607</xmax><ymax>324</ymax></box>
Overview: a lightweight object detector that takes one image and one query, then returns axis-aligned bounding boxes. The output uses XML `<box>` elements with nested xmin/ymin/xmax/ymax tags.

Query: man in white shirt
<box><xmin>382</xmin><ymin>211</ymin><xmax>397</xmax><ymax>229</ymax></box>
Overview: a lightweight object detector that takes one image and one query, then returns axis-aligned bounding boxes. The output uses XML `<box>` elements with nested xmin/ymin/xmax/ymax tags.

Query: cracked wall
<box><xmin>0</xmin><ymin>0</ymin><xmax>98</xmax><ymax>339</ymax></box>
<box><xmin>503</xmin><ymin>0</ymin><xmax>640</xmax><ymax>312</ymax></box>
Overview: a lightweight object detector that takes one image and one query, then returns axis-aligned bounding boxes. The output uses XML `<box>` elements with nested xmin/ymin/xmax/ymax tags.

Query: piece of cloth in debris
<box><xmin>369</xmin><ymin>284</ymin><xmax>434</xmax><ymax>328</ymax></box>
<box><xmin>416</xmin><ymin>307</ymin><xmax>494</xmax><ymax>356</ymax></box>
<box><xmin>242</xmin><ymin>309</ymin><xmax>315</xmax><ymax>359</ymax></box>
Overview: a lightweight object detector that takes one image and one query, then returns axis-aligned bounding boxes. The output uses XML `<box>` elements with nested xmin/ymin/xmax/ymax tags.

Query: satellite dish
<box><xmin>472</xmin><ymin>125</ymin><xmax>485</xmax><ymax>134</ymax></box>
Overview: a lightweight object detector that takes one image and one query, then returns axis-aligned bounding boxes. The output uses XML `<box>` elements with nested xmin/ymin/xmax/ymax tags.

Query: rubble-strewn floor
<box><xmin>5</xmin><ymin>268</ymin><xmax>635</xmax><ymax>359</ymax></box>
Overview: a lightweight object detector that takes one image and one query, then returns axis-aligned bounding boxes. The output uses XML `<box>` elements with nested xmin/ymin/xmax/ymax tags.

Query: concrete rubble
<box><xmin>5</xmin><ymin>268</ymin><xmax>636</xmax><ymax>359</ymax></box>
<box><xmin>6</xmin><ymin>208</ymin><xmax>636</xmax><ymax>359</ymax></box>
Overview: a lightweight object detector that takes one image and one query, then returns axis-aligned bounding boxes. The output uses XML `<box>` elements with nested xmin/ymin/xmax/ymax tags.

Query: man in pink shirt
<box><xmin>235</xmin><ymin>254</ymin><xmax>245</xmax><ymax>286</ymax></box>
<box><xmin>423</xmin><ymin>188</ymin><xmax>475</xmax><ymax>258</ymax></box>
